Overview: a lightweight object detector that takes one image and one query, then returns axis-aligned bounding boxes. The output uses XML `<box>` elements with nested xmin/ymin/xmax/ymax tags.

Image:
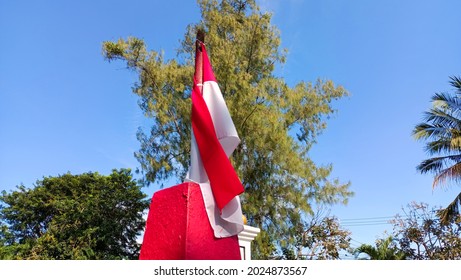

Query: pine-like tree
<box><xmin>103</xmin><ymin>0</ymin><xmax>352</xmax><ymax>259</ymax></box>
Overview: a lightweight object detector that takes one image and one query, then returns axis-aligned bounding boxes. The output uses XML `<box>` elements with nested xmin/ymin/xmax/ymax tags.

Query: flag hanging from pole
<box><xmin>186</xmin><ymin>41</ymin><xmax>244</xmax><ymax>238</ymax></box>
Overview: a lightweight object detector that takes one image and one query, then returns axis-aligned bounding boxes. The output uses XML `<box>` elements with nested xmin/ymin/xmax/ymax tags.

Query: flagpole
<box><xmin>195</xmin><ymin>29</ymin><xmax>205</xmax><ymax>93</ymax></box>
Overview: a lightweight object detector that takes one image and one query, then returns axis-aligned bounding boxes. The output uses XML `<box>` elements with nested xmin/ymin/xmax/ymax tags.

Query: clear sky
<box><xmin>1</xmin><ymin>0</ymin><xmax>460</xmax><ymax>248</ymax></box>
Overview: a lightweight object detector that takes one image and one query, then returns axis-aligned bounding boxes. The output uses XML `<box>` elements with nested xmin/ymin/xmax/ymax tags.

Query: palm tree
<box><xmin>413</xmin><ymin>76</ymin><xmax>461</xmax><ymax>224</ymax></box>
<box><xmin>354</xmin><ymin>236</ymin><xmax>406</xmax><ymax>260</ymax></box>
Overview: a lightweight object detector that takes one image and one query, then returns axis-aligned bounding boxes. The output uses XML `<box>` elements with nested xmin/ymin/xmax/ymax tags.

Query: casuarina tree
<box><xmin>103</xmin><ymin>0</ymin><xmax>352</xmax><ymax>259</ymax></box>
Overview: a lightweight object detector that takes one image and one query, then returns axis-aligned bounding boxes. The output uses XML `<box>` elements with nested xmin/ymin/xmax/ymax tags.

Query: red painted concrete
<box><xmin>139</xmin><ymin>182</ymin><xmax>241</xmax><ymax>260</ymax></box>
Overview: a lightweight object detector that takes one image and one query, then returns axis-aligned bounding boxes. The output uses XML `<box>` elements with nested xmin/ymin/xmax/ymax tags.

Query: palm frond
<box><xmin>450</xmin><ymin>135</ymin><xmax>461</xmax><ymax>150</ymax></box>
<box><xmin>424</xmin><ymin>139</ymin><xmax>456</xmax><ymax>155</ymax></box>
<box><xmin>417</xmin><ymin>156</ymin><xmax>447</xmax><ymax>173</ymax></box>
<box><xmin>417</xmin><ymin>157</ymin><xmax>446</xmax><ymax>175</ymax></box>
<box><xmin>413</xmin><ymin>123</ymin><xmax>451</xmax><ymax>141</ymax></box>
<box><xmin>431</xmin><ymin>91</ymin><xmax>461</xmax><ymax>112</ymax></box>
<box><xmin>437</xmin><ymin>191</ymin><xmax>461</xmax><ymax>225</ymax></box>
<box><xmin>416</xmin><ymin>76</ymin><xmax>461</xmax><ymax>226</ymax></box>
<box><xmin>449</xmin><ymin>76</ymin><xmax>461</xmax><ymax>93</ymax></box>
<box><xmin>433</xmin><ymin>161</ymin><xmax>461</xmax><ymax>189</ymax></box>
<box><xmin>417</xmin><ymin>154</ymin><xmax>461</xmax><ymax>174</ymax></box>
<box><xmin>424</xmin><ymin>108</ymin><xmax>461</xmax><ymax>130</ymax></box>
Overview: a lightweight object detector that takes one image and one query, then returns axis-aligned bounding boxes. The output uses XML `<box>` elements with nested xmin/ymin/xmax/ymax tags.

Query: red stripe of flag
<box><xmin>191</xmin><ymin>56</ymin><xmax>244</xmax><ymax>211</ymax></box>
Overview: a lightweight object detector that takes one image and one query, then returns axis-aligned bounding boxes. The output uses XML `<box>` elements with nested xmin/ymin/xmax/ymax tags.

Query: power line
<box><xmin>338</xmin><ymin>215</ymin><xmax>395</xmax><ymax>227</ymax></box>
<box><xmin>340</xmin><ymin>216</ymin><xmax>395</xmax><ymax>221</ymax></box>
<box><xmin>350</xmin><ymin>238</ymin><xmax>365</xmax><ymax>246</ymax></box>
<box><xmin>341</xmin><ymin>220</ymin><xmax>392</xmax><ymax>225</ymax></box>
<box><xmin>341</xmin><ymin>219</ymin><xmax>392</xmax><ymax>223</ymax></box>
<box><xmin>342</xmin><ymin>222</ymin><xmax>391</xmax><ymax>227</ymax></box>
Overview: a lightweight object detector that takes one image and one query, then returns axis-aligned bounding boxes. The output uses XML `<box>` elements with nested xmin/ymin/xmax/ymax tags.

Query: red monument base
<box><xmin>139</xmin><ymin>182</ymin><xmax>241</xmax><ymax>260</ymax></box>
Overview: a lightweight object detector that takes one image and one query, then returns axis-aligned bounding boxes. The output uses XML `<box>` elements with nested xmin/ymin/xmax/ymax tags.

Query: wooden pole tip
<box><xmin>196</xmin><ymin>29</ymin><xmax>205</xmax><ymax>43</ymax></box>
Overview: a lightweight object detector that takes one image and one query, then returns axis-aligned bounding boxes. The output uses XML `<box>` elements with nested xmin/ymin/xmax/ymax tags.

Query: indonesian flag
<box><xmin>186</xmin><ymin>42</ymin><xmax>245</xmax><ymax>238</ymax></box>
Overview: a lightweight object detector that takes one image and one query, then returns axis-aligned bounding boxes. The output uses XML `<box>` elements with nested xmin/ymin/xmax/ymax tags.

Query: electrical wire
<box><xmin>338</xmin><ymin>215</ymin><xmax>395</xmax><ymax>227</ymax></box>
<box><xmin>340</xmin><ymin>216</ymin><xmax>395</xmax><ymax>221</ymax></box>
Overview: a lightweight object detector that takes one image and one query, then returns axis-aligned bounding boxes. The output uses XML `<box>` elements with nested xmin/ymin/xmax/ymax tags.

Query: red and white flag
<box><xmin>186</xmin><ymin>42</ymin><xmax>244</xmax><ymax>238</ymax></box>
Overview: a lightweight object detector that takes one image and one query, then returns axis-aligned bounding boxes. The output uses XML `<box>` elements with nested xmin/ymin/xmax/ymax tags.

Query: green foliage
<box><xmin>0</xmin><ymin>169</ymin><xmax>148</xmax><ymax>260</ymax></box>
<box><xmin>413</xmin><ymin>76</ymin><xmax>461</xmax><ymax>224</ymax></box>
<box><xmin>355</xmin><ymin>236</ymin><xmax>406</xmax><ymax>260</ymax></box>
<box><xmin>103</xmin><ymin>0</ymin><xmax>352</xmax><ymax>259</ymax></box>
<box><xmin>301</xmin><ymin>216</ymin><xmax>351</xmax><ymax>260</ymax></box>
<box><xmin>391</xmin><ymin>202</ymin><xmax>461</xmax><ymax>260</ymax></box>
<box><xmin>283</xmin><ymin>214</ymin><xmax>351</xmax><ymax>260</ymax></box>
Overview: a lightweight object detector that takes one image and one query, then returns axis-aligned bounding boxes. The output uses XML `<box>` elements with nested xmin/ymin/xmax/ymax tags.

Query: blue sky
<box><xmin>1</xmin><ymin>0</ymin><xmax>460</xmax><ymax>247</ymax></box>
